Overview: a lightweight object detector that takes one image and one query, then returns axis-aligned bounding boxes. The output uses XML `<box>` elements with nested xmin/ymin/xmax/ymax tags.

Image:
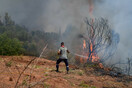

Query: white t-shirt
<box><xmin>59</xmin><ymin>47</ymin><xmax>68</xmax><ymax>59</ymax></box>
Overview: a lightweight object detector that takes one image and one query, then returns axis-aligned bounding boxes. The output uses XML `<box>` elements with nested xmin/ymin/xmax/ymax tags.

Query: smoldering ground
<box><xmin>0</xmin><ymin>0</ymin><xmax>132</xmax><ymax>69</ymax></box>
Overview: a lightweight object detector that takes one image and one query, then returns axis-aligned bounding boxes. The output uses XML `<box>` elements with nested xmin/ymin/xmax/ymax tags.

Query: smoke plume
<box><xmin>0</xmin><ymin>0</ymin><xmax>132</xmax><ymax>65</ymax></box>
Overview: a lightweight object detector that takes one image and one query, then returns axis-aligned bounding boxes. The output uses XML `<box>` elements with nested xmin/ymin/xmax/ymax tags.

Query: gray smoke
<box><xmin>94</xmin><ymin>0</ymin><xmax>132</xmax><ymax>63</ymax></box>
<box><xmin>0</xmin><ymin>0</ymin><xmax>48</xmax><ymax>30</ymax></box>
<box><xmin>0</xmin><ymin>0</ymin><xmax>132</xmax><ymax>64</ymax></box>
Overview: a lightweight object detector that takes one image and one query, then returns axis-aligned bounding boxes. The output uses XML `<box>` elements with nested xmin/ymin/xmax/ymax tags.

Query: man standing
<box><xmin>56</xmin><ymin>42</ymin><xmax>70</xmax><ymax>74</ymax></box>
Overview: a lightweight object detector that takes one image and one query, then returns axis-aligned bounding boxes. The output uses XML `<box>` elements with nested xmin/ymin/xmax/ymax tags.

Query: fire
<box><xmin>90</xmin><ymin>43</ymin><xmax>93</xmax><ymax>52</ymax></box>
<box><xmin>77</xmin><ymin>0</ymin><xmax>105</xmax><ymax>69</ymax></box>
<box><xmin>83</xmin><ymin>40</ymin><xmax>87</xmax><ymax>63</ymax></box>
<box><xmin>88</xmin><ymin>0</ymin><xmax>99</xmax><ymax>63</ymax></box>
<box><xmin>79</xmin><ymin>40</ymin><xmax>87</xmax><ymax>63</ymax></box>
<box><xmin>79</xmin><ymin>39</ymin><xmax>100</xmax><ymax>63</ymax></box>
<box><xmin>91</xmin><ymin>53</ymin><xmax>100</xmax><ymax>62</ymax></box>
<box><xmin>79</xmin><ymin>0</ymin><xmax>101</xmax><ymax>64</ymax></box>
<box><xmin>88</xmin><ymin>0</ymin><xmax>94</xmax><ymax>18</ymax></box>
<box><xmin>83</xmin><ymin>40</ymin><xmax>86</xmax><ymax>49</ymax></box>
<box><xmin>82</xmin><ymin>39</ymin><xmax>100</xmax><ymax>63</ymax></box>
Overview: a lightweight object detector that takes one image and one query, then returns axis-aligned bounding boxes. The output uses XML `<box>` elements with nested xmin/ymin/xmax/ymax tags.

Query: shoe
<box><xmin>56</xmin><ymin>70</ymin><xmax>61</xmax><ymax>73</ymax></box>
<box><xmin>67</xmin><ymin>71</ymin><xmax>69</xmax><ymax>74</ymax></box>
<box><xmin>56</xmin><ymin>70</ymin><xmax>59</xmax><ymax>72</ymax></box>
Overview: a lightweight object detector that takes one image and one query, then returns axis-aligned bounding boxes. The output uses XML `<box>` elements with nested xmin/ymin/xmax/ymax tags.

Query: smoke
<box><xmin>0</xmin><ymin>0</ymin><xmax>132</xmax><ymax>63</ymax></box>
<box><xmin>88</xmin><ymin>0</ymin><xmax>94</xmax><ymax>17</ymax></box>
<box><xmin>0</xmin><ymin>0</ymin><xmax>49</xmax><ymax>30</ymax></box>
<box><xmin>94</xmin><ymin>0</ymin><xmax>132</xmax><ymax>61</ymax></box>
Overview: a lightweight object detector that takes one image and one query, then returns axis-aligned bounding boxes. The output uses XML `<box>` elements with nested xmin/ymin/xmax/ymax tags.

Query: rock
<box><xmin>9</xmin><ymin>77</ymin><xmax>13</xmax><ymax>81</ymax></box>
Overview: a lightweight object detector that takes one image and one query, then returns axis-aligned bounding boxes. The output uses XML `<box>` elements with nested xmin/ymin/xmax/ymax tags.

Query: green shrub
<box><xmin>22</xmin><ymin>80</ymin><xmax>27</xmax><ymax>86</ymax></box>
<box><xmin>43</xmin><ymin>82</ymin><xmax>50</xmax><ymax>88</ymax></box>
<box><xmin>0</xmin><ymin>34</ymin><xmax>24</xmax><ymax>55</ymax></box>
<box><xmin>78</xmin><ymin>71</ymin><xmax>84</xmax><ymax>76</ymax></box>
<box><xmin>33</xmin><ymin>65</ymin><xmax>41</xmax><ymax>69</ymax></box>
<box><xmin>79</xmin><ymin>81</ymin><xmax>96</xmax><ymax>88</ymax></box>
<box><xmin>79</xmin><ymin>81</ymin><xmax>89</xmax><ymax>88</ymax></box>
<box><xmin>5</xmin><ymin>61</ymin><xmax>12</xmax><ymax>67</ymax></box>
<box><xmin>46</xmin><ymin>51</ymin><xmax>59</xmax><ymax>61</ymax></box>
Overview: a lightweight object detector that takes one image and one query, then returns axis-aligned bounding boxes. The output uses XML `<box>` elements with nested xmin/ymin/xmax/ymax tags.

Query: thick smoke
<box><xmin>0</xmin><ymin>0</ymin><xmax>49</xmax><ymax>30</ymax></box>
<box><xmin>0</xmin><ymin>0</ymin><xmax>132</xmax><ymax>64</ymax></box>
<box><xmin>94</xmin><ymin>0</ymin><xmax>132</xmax><ymax>62</ymax></box>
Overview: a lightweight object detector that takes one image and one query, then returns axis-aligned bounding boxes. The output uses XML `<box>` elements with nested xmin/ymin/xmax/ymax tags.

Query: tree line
<box><xmin>0</xmin><ymin>12</ymin><xmax>60</xmax><ymax>56</ymax></box>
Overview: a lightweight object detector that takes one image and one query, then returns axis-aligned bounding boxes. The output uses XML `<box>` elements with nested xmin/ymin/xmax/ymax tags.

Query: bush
<box><xmin>79</xmin><ymin>81</ymin><xmax>96</xmax><ymax>88</ymax></box>
<box><xmin>0</xmin><ymin>34</ymin><xmax>24</xmax><ymax>55</ymax></box>
<box><xmin>5</xmin><ymin>61</ymin><xmax>12</xmax><ymax>67</ymax></box>
<box><xmin>46</xmin><ymin>51</ymin><xmax>59</xmax><ymax>61</ymax></box>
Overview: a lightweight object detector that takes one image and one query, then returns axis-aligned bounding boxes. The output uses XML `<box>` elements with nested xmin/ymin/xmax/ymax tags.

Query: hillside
<box><xmin>0</xmin><ymin>56</ymin><xmax>131</xmax><ymax>88</ymax></box>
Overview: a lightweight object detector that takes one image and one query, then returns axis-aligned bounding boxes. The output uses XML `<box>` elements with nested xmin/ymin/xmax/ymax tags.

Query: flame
<box><xmin>91</xmin><ymin>54</ymin><xmax>100</xmax><ymax>62</ymax></box>
<box><xmin>80</xmin><ymin>39</ymin><xmax>100</xmax><ymax>63</ymax></box>
<box><xmin>83</xmin><ymin>40</ymin><xmax>87</xmax><ymax>63</ymax></box>
<box><xmin>79</xmin><ymin>40</ymin><xmax>87</xmax><ymax>63</ymax></box>
<box><xmin>83</xmin><ymin>40</ymin><xmax>86</xmax><ymax>49</ymax></box>
<box><xmin>90</xmin><ymin>43</ymin><xmax>93</xmax><ymax>52</ymax></box>
<box><xmin>79</xmin><ymin>0</ymin><xmax>100</xmax><ymax>63</ymax></box>
<box><xmin>88</xmin><ymin>0</ymin><xmax>99</xmax><ymax>63</ymax></box>
<box><xmin>79</xmin><ymin>39</ymin><xmax>100</xmax><ymax>63</ymax></box>
<box><xmin>77</xmin><ymin>0</ymin><xmax>104</xmax><ymax>69</ymax></box>
<box><xmin>88</xmin><ymin>0</ymin><xmax>94</xmax><ymax>18</ymax></box>
<box><xmin>99</xmin><ymin>63</ymin><xmax>104</xmax><ymax>69</ymax></box>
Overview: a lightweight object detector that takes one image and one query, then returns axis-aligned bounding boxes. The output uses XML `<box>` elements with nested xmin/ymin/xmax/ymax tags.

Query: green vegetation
<box><xmin>0</xmin><ymin>12</ymin><xmax>60</xmax><ymax>56</ymax></box>
<box><xmin>0</xmin><ymin>34</ymin><xmax>24</xmax><ymax>55</ymax></box>
<box><xmin>0</xmin><ymin>58</ymin><xmax>2</xmax><ymax>61</ymax></box>
<box><xmin>33</xmin><ymin>65</ymin><xmax>41</xmax><ymax>69</ymax></box>
<box><xmin>79</xmin><ymin>81</ymin><xmax>96</xmax><ymax>88</ymax></box>
<box><xmin>78</xmin><ymin>71</ymin><xmax>84</xmax><ymax>76</ymax></box>
<box><xmin>79</xmin><ymin>81</ymin><xmax>89</xmax><ymax>88</ymax></box>
<box><xmin>45</xmin><ymin>74</ymin><xmax>48</xmax><ymax>76</ymax></box>
<box><xmin>84</xmin><ymin>63</ymin><xmax>99</xmax><ymax>68</ymax></box>
<box><xmin>43</xmin><ymin>82</ymin><xmax>50</xmax><ymax>88</ymax></box>
<box><xmin>22</xmin><ymin>79</ymin><xmax>27</xmax><ymax>86</ymax></box>
<box><xmin>46</xmin><ymin>51</ymin><xmax>59</xmax><ymax>61</ymax></box>
<box><xmin>5</xmin><ymin>61</ymin><xmax>12</xmax><ymax>67</ymax></box>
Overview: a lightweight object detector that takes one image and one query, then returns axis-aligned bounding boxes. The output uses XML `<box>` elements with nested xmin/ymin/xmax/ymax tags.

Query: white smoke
<box><xmin>94</xmin><ymin>0</ymin><xmax>132</xmax><ymax>61</ymax></box>
<box><xmin>0</xmin><ymin>0</ymin><xmax>132</xmax><ymax>63</ymax></box>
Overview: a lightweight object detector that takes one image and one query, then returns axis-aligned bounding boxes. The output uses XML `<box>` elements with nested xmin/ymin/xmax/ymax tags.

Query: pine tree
<box><xmin>4</xmin><ymin>12</ymin><xmax>15</xmax><ymax>26</ymax></box>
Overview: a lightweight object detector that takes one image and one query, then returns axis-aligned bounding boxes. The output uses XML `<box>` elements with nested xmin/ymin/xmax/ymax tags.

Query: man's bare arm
<box><xmin>67</xmin><ymin>50</ymin><xmax>70</xmax><ymax>53</ymax></box>
<box><xmin>58</xmin><ymin>51</ymin><xmax>60</xmax><ymax>55</ymax></box>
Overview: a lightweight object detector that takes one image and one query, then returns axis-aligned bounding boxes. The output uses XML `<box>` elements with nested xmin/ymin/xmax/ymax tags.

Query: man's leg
<box><xmin>64</xmin><ymin>59</ymin><xmax>69</xmax><ymax>73</ymax></box>
<box><xmin>56</xmin><ymin>59</ymin><xmax>62</xmax><ymax>72</ymax></box>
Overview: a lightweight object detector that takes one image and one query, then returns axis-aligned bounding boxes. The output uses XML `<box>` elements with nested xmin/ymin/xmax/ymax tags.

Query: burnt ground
<box><xmin>0</xmin><ymin>56</ymin><xmax>131</xmax><ymax>88</ymax></box>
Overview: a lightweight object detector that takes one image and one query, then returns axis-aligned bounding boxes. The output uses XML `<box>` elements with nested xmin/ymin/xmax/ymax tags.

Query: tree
<box><xmin>4</xmin><ymin>12</ymin><xmax>15</xmax><ymax>26</ymax></box>
<box><xmin>80</xmin><ymin>18</ymin><xmax>119</xmax><ymax>62</ymax></box>
<box><xmin>0</xmin><ymin>16</ymin><xmax>3</xmax><ymax>26</ymax></box>
<box><xmin>23</xmin><ymin>41</ymin><xmax>38</xmax><ymax>56</ymax></box>
<box><xmin>0</xmin><ymin>34</ymin><xmax>24</xmax><ymax>55</ymax></box>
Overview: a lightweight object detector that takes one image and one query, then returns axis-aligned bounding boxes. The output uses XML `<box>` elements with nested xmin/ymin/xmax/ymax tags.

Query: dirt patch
<box><xmin>0</xmin><ymin>56</ymin><xmax>131</xmax><ymax>88</ymax></box>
